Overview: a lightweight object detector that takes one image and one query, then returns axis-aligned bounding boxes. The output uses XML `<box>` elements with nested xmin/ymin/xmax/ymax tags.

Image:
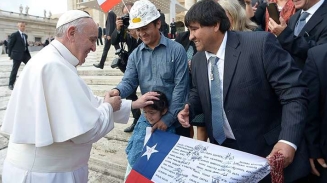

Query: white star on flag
<box><xmin>142</xmin><ymin>144</ymin><xmax>159</xmax><ymax>160</ymax></box>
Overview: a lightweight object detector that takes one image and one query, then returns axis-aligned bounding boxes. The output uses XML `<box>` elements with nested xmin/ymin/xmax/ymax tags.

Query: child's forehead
<box><xmin>143</xmin><ymin>106</ymin><xmax>155</xmax><ymax>110</ymax></box>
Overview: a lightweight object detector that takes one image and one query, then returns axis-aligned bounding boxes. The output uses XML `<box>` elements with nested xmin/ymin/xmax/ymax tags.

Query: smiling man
<box><xmin>1</xmin><ymin>10</ymin><xmax>155</xmax><ymax>183</ymax></box>
<box><xmin>177</xmin><ymin>0</ymin><xmax>310</xmax><ymax>182</ymax></box>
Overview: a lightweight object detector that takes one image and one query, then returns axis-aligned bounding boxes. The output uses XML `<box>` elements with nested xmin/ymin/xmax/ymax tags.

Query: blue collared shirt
<box><xmin>116</xmin><ymin>34</ymin><xmax>189</xmax><ymax>127</ymax></box>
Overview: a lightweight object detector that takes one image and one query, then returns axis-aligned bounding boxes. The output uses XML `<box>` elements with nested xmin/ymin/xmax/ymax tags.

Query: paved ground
<box><xmin>0</xmin><ymin>45</ymin><xmax>134</xmax><ymax>182</ymax></box>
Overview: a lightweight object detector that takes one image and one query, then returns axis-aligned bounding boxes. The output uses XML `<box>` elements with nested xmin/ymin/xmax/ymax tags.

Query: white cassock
<box><xmin>1</xmin><ymin>40</ymin><xmax>130</xmax><ymax>183</ymax></box>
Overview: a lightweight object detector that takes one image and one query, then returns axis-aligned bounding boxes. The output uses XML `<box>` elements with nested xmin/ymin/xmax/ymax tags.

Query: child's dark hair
<box><xmin>147</xmin><ymin>91</ymin><xmax>169</xmax><ymax>113</ymax></box>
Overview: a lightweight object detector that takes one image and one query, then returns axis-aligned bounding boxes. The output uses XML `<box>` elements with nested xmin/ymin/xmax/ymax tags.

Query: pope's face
<box><xmin>72</xmin><ymin>19</ymin><xmax>98</xmax><ymax>65</ymax></box>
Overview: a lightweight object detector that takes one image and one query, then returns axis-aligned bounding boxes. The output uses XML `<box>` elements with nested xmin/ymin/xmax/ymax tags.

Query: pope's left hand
<box><xmin>152</xmin><ymin>120</ymin><xmax>167</xmax><ymax>132</ymax></box>
<box><xmin>268</xmin><ymin>17</ymin><xmax>287</xmax><ymax>36</ymax></box>
<box><xmin>267</xmin><ymin>141</ymin><xmax>295</xmax><ymax>168</ymax></box>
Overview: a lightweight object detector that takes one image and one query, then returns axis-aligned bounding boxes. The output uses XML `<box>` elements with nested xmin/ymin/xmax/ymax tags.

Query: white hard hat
<box><xmin>128</xmin><ymin>0</ymin><xmax>160</xmax><ymax>29</ymax></box>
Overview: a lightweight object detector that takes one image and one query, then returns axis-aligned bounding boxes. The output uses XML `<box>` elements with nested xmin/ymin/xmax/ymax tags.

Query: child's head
<box><xmin>143</xmin><ymin>91</ymin><xmax>169</xmax><ymax>125</ymax></box>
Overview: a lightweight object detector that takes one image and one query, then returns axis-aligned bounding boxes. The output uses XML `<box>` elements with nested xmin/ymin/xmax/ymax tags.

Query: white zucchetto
<box><xmin>56</xmin><ymin>10</ymin><xmax>91</xmax><ymax>28</ymax></box>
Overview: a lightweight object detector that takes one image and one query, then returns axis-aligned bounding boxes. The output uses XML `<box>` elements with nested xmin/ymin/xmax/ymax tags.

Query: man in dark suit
<box><xmin>43</xmin><ymin>38</ymin><xmax>50</xmax><ymax>47</ymax></box>
<box><xmin>8</xmin><ymin>21</ymin><xmax>31</xmax><ymax>90</ymax></box>
<box><xmin>93</xmin><ymin>10</ymin><xmax>120</xmax><ymax>69</ymax></box>
<box><xmin>177</xmin><ymin>0</ymin><xmax>310</xmax><ymax>182</ymax></box>
<box><xmin>170</xmin><ymin>18</ymin><xmax>176</xmax><ymax>39</ymax></box>
<box><xmin>97</xmin><ymin>23</ymin><xmax>103</xmax><ymax>46</ymax></box>
<box><xmin>269</xmin><ymin>0</ymin><xmax>327</xmax><ymax>69</ymax></box>
<box><xmin>4</xmin><ymin>39</ymin><xmax>8</xmax><ymax>54</ymax></box>
<box><xmin>302</xmin><ymin>43</ymin><xmax>327</xmax><ymax>183</ymax></box>
<box><xmin>158</xmin><ymin>9</ymin><xmax>168</xmax><ymax>37</ymax></box>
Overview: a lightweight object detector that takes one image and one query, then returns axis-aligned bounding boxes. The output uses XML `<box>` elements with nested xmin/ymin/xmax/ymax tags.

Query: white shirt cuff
<box><xmin>278</xmin><ymin>140</ymin><xmax>297</xmax><ymax>151</ymax></box>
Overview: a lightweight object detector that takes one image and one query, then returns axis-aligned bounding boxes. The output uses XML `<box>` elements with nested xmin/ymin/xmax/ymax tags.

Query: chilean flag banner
<box><xmin>126</xmin><ymin>128</ymin><xmax>270</xmax><ymax>183</ymax></box>
<box><xmin>97</xmin><ymin>0</ymin><xmax>121</xmax><ymax>12</ymax></box>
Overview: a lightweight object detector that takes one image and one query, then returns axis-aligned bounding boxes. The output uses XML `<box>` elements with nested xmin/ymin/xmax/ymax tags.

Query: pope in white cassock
<box><xmin>1</xmin><ymin>10</ymin><xmax>158</xmax><ymax>183</ymax></box>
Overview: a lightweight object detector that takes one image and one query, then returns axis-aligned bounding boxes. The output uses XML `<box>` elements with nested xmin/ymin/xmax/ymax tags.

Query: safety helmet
<box><xmin>128</xmin><ymin>0</ymin><xmax>160</xmax><ymax>29</ymax></box>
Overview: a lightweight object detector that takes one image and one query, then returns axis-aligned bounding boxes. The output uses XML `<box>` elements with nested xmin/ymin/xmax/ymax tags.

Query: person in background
<box><xmin>111</xmin><ymin>2</ymin><xmax>142</xmax><ymax>133</ymax></box>
<box><xmin>269</xmin><ymin>0</ymin><xmax>327</xmax><ymax>69</ymax></box>
<box><xmin>302</xmin><ymin>43</ymin><xmax>327</xmax><ymax>183</ymax></box>
<box><xmin>43</xmin><ymin>37</ymin><xmax>50</xmax><ymax>47</ymax></box>
<box><xmin>158</xmin><ymin>9</ymin><xmax>169</xmax><ymax>37</ymax></box>
<box><xmin>249</xmin><ymin>0</ymin><xmax>295</xmax><ymax>31</ymax></box>
<box><xmin>93</xmin><ymin>10</ymin><xmax>120</xmax><ymax>69</ymax></box>
<box><xmin>97</xmin><ymin>23</ymin><xmax>103</xmax><ymax>46</ymax></box>
<box><xmin>219</xmin><ymin>0</ymin><xmax>258</xmax><ymax>31</ymax></box>
<box><xmin>8</xmin><ymin>21</ymin><xmax>31</xmax><ymax>90</ymax></box>
<box><xmin>3</xmin><ymin>38</ymin><xmax>9</xmax><ymax>54</ymax></box>
<box><xmin>170</xmin><ymin>18</ymin><xmax>176</xmax><ymax>39</ymax></box>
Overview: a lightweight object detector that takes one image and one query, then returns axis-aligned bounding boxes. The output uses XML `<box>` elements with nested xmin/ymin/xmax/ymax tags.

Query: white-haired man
<box><xmin>1</xmin><ymin>10</ymin><xmax>156</xmax><ymax>183</ymax></box>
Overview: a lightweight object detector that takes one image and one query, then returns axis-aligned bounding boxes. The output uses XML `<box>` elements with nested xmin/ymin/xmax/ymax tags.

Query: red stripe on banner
<box><xmin>126</xmin><ymin>169</ymin><xmax>154</xmax><ymax>183</ymax></box>
<box><xmin>100</xmin><ymin>0</ymin><xmax>121</xmax><ymax>12</ymax></box>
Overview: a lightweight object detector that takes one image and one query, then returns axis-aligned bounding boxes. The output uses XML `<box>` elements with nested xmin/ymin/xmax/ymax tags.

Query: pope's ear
<box><xmin>66</xmin><ymin>26</ymin><xmax>76</xmax><ymax>40</ymax></box>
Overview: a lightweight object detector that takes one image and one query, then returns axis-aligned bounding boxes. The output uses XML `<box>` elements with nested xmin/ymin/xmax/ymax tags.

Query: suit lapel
<box><xmin>299</xmin><ymin>1</ymin><xmax>327</xmax><ymax>36</ymax></box>
<box><xmin>198</xmin><ymin>52</ymin><xmax>210</xmax><ymax>105</ymax></box>
<box><xmin>223</xmin><ymin>31</ymin><xmax>240</xmax><ymax>103</ymax></box>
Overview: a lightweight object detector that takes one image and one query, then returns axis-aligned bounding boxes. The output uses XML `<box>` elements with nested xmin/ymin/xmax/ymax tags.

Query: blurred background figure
<box><xmin>8</xmin><ymin>21</ymin><xmax>31</xmax><ymax>90</ymax></box>
<box><xmin>170</xmin><ymin>18</ymin><xmax>176</xmax><ymax>39</ymax></box>
<box><xmin>219</xmin><ymin>0</ymin><xmax>258</xmax><ymax>31</ymax></box>
<box><xmin>3</xmin><ymin>37</ymin><xmax>9</xmax><ymax>54</ymax></box>
<box><xmin>111</xmin><ymin>2</ymin><xmax>142</xmax><ymax>133</ymax></box>
<box><xmin>250</xmin><ymin>0</ymin><xmax>295</xmax><ymax>31</ymax></box>
<box><xmin>158</xmin><ymin>9</ymin><xmax>169</xmax><ymax>37</ymax></box>
<box><xmin>302</xmin><ymin>43</ymin><xmax>327</xmax><ymax>183</ymax></box>
<box><xmin>97</xmin><ymin>23</ymin><xmax>103</xmax><ymax>46</ymax></box>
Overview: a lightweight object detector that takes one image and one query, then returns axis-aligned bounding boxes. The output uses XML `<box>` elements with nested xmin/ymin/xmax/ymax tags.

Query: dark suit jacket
<box><xmin>302</xmin><ymin>43</ymin><xmax>327</xmax><ymax>159</ymax></box>
<box><xmin>106</xmin><ymin>11</ymin><xmax>117</xmax><ymax>37</ymax></box>
<box><xmin>277</xmin><ymin>0</ymin><xmax>327</xmax><ymax>69</ymax></box>
<box><xmin>8</xmin><ymin>31</ymin><xmax>31</xmax><ymax>62</ymax></box>
<box><xmin>98</xmin><ymin>26</ymin><xmax>103</xmax><ymax>38</ymax></box>
<box><xmin>189</xmin><ymin>31</ymin><xmax>310</xmax><ymax>181</ymax></box>
<box><xmin>43</xmin><ymin>39</ymin><xmax>49</xmax><ymax>47</ymax></box>
<box><xmin>103</xmin><ymin>28</ymin><xmax>106</xmax><ymax>36</ymax></box>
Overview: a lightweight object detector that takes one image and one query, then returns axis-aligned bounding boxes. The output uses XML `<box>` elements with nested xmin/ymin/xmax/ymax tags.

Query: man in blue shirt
<box><xmin>109</xmin><ymin>0</ymin><xmax>189</xmax><ymax>132</ymax></box>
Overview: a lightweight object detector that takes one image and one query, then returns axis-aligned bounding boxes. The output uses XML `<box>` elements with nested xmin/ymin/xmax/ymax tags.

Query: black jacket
<box><xmin>175</xmin><ymin>31</ymin><xmax>197</xmax><ymax>57</ymax></box>
<box><xmin>111</xmin><ymin>29</ymin><xmax>142</xmax><ymax>72</ymax></box>
<box><xmin>98</xmin><ymin>27</ymin><xmax>103</xmax><ymax>38</ymax></box>
<box><xmin>277</xmin><ymin>0</ymin><xmax>327</xmax><ymax>69</ymax></box>
<box><xmin>8</xmin><ymin>31</ymin><xmax>31</xmax><ymax>61</ymax></box>
<box><xmin>302</xmin><ymin>43</ymin><xmax>327</xmax><ymax>159</ymax></box>
<box><xmin>105</xmin><ymin>11</ymin><xmax>117</xmax><ymax>37</ymax></box>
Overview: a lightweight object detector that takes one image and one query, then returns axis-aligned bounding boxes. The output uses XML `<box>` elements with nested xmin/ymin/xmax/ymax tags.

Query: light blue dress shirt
<box><xmin>116</xmin><ymin>34</ymin><xmax>189</xmax><ymax>127</ymax></box>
